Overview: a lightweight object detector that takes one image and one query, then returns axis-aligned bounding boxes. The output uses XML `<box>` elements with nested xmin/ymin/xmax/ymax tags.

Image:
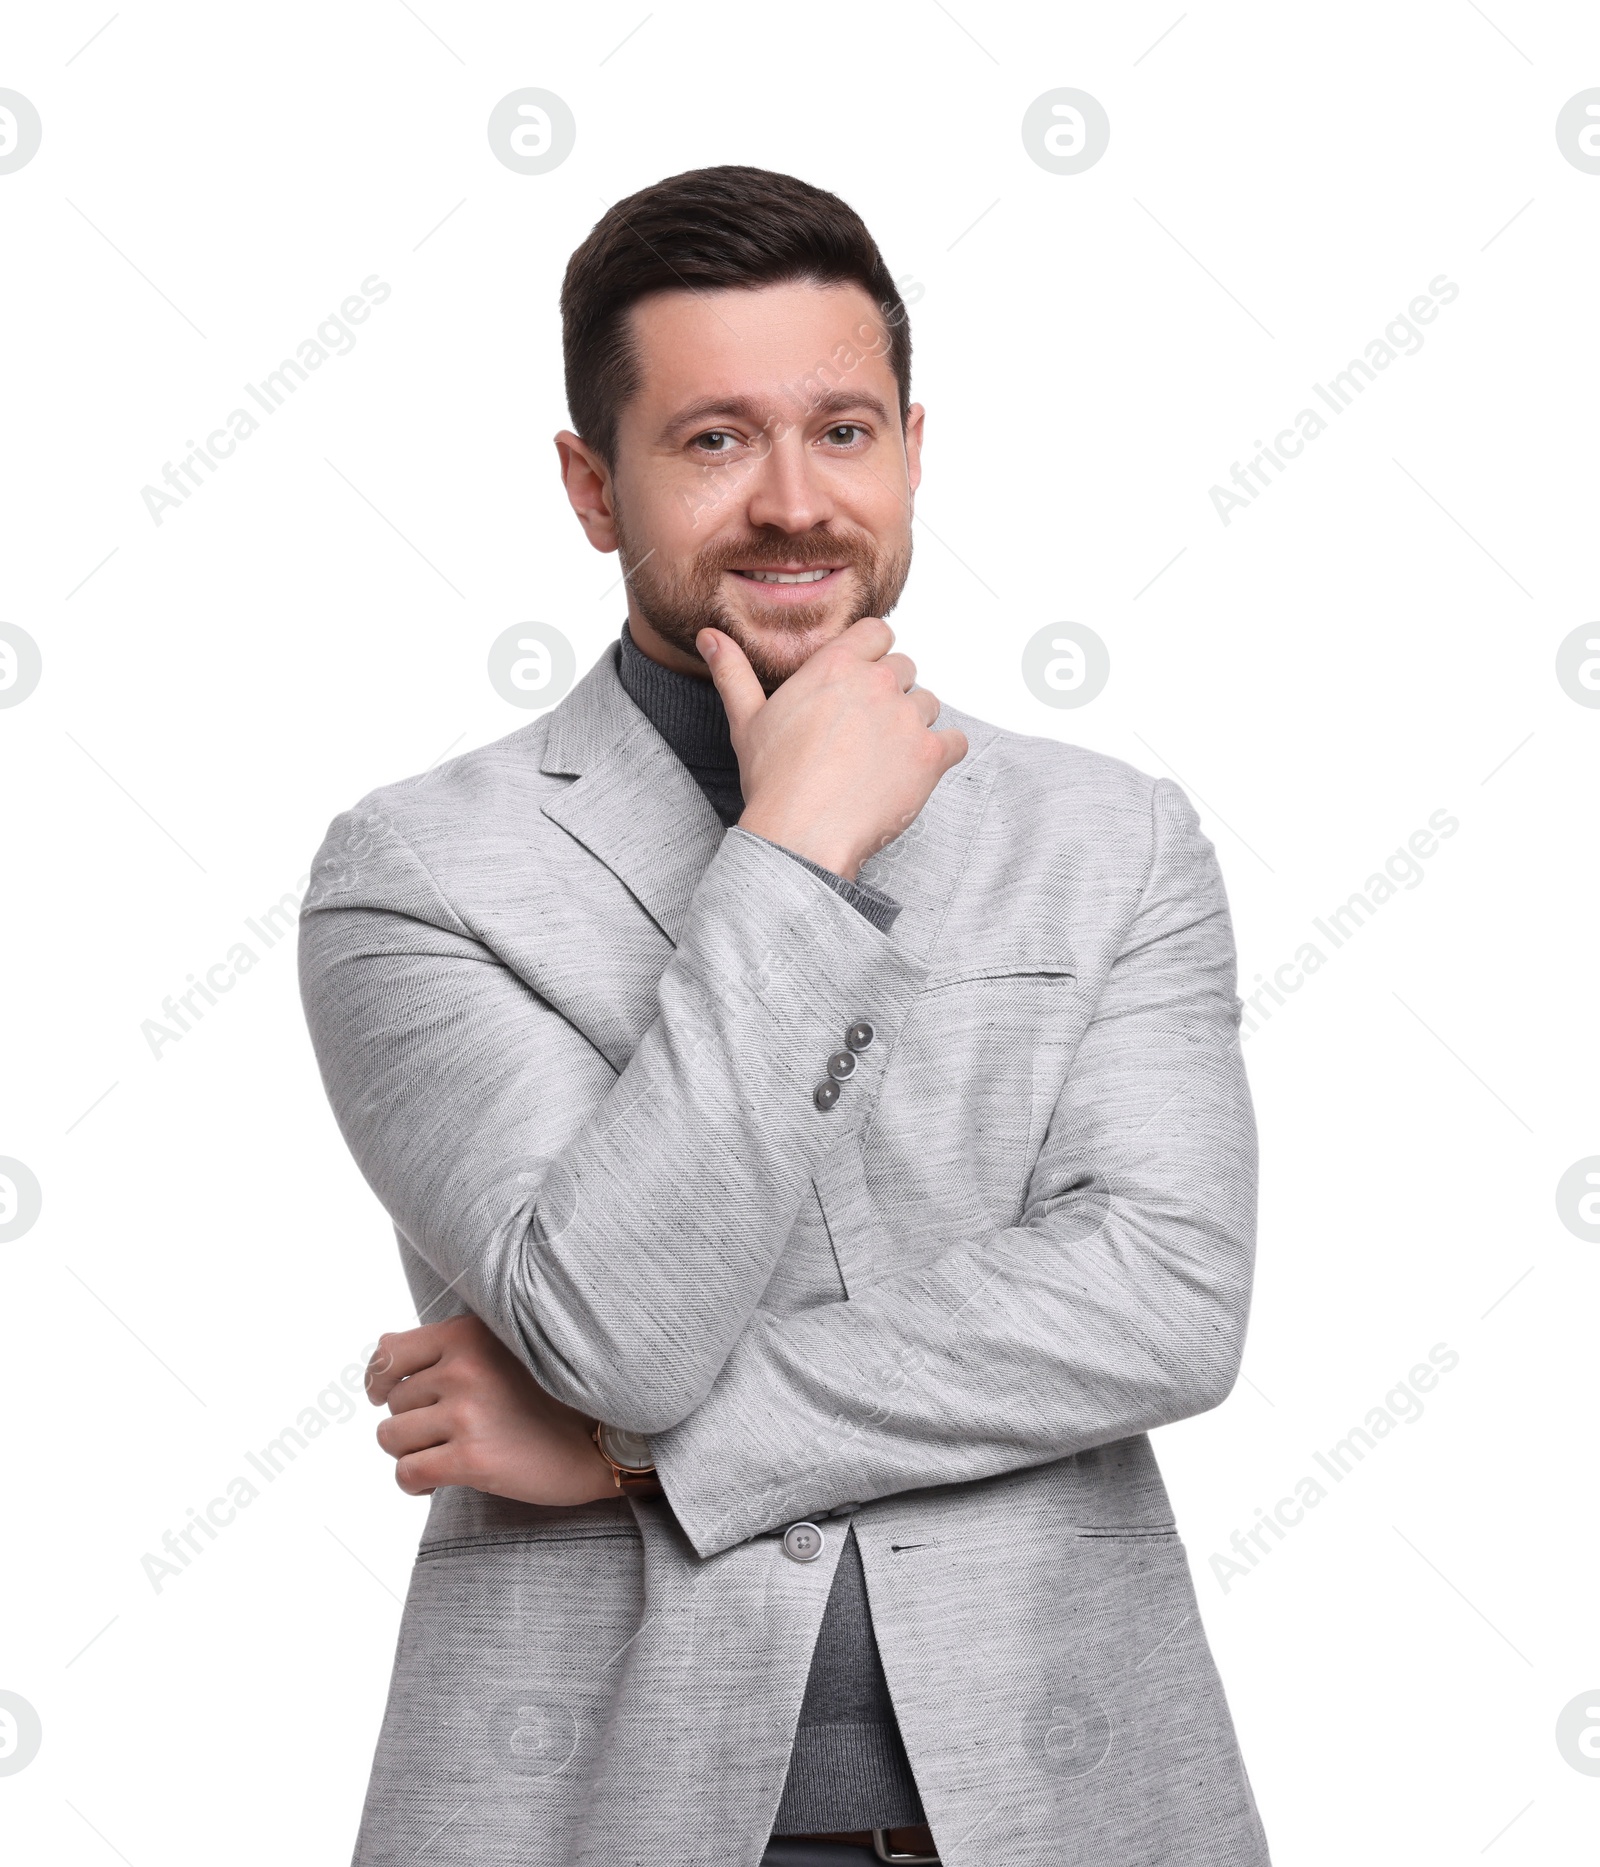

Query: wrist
<box><xmin>736</xmin><ymin>810</ymin><xmax>861</xmax><ymax>883</ymax></box>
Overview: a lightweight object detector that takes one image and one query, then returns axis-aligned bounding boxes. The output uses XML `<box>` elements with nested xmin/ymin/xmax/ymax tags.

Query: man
<box><xmin>299</xmin><ymin>165</ymin><xmax>1270</xmax><ymax>1867</ymax></box>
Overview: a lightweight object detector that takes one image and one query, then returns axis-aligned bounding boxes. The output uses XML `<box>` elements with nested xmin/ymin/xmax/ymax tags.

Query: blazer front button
<box><xmin>782</xmin><ymin>1521</ymin><xmax>825</xmax><ymax>1563</ymax></box>
<box><xmin>813</xmin><ymin>1080</ymin><xmax>840</xmax><ymax>1111</ymax></box>
<box><xmin>826</xmin><ymin>1050</ymin><xmax>856</xmax><ymax>1082</ymax></box>
<box><xmin>845</xmin><ymin>1021</ymin><xmax>875</xmax><ymax>1051</ymax></box>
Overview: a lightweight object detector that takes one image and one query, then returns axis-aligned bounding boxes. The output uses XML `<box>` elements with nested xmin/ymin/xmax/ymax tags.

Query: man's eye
<box><xmin>823</xmin><ymin>424</ymin><xmax>866</xmax><ymax>446</ymax></box>
<box><xmin>692</xmin><ymin>430</ymin><xmax>738</xmax><ymax>453</ymax></box>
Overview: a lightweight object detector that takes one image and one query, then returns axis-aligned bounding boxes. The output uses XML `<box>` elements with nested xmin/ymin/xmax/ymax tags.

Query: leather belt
<box><xmin>781</xmin><ymin>1826</ymin><xmax>940</xmax><ymax>1862</ymax></box>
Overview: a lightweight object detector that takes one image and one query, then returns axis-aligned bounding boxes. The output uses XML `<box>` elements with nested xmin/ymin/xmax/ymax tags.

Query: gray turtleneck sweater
<box><xmin>615</xmin><ymin>620</ymin><xmax>927</xmax><ymax>1835</ymax></box>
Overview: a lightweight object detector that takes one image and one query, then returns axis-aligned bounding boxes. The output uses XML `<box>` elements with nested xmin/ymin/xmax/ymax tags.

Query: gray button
<box><xmin>813</xmin><ymin>1080</ymin><xmax>840</xmax><ymax>1111</ymax></box>
<box><xmin>826</xmin><ymin>1050</ymin><xmax>856</xmax><ymax>1082</ymax></box>
<box><xmin>782</xmin><ymin>1521</ymin><xmax>825</xmax><ymax>1562</ymax></box>
<box><xmin>845</xmin><ymin>1021</ymin><xmax>875</xmax><ymax>1051</ymax></box>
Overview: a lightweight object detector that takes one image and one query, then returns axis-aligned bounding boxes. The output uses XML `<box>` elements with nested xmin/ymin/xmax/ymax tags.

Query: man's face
<box><xmin>559</xmin><ymin>279</ymin><xmax>923</xmax><ymax>694</ymax></box>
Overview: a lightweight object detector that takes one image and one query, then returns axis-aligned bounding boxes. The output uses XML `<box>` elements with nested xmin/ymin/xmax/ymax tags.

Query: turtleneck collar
<box><xmin>616</xmin><ymin>618</ymin><xmax>738</xmax><ymax>772</ymax></box>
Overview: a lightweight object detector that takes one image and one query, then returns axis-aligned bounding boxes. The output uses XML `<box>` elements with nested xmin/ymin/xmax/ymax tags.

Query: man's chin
<box><xmin>713</xmin><ymin>573</ymin><xmax>872</xmax><ymax>686</ymax></box>
<box><xmin>715</xmin><ymin>604</ymin><xmax>856</xmax><ymax>692</ymax></box>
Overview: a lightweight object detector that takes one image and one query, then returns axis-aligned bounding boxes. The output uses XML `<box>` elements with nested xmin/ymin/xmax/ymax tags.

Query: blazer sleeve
<box><xmin>297</xmin><ymin>809</ymin><xmax>929</xmax><ymax>1435</ymax></box>
<box><xmin>649</xmin><ymin>779</ymin><xmax>1259</xmax><ymax>1558</ymax></box>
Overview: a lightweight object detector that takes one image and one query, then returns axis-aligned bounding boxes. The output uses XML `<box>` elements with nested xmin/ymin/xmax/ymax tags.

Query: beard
<box><xmin>613</xmin><ymin>509</ymin><xmax>913</xmax><ymax>695</ymax></box>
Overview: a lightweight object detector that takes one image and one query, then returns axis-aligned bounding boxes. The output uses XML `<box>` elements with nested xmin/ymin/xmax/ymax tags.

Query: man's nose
<box><xmin>742</xmin><ymin>426</ymin><xmax>836</xmax><ymax>535</ymax></box>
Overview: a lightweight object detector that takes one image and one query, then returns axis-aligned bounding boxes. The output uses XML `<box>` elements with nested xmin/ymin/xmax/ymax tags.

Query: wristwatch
<box><xmin>593</xmin><ymin>1421</ymin><xmax>661</xmax><ymax>1496</ymax></box>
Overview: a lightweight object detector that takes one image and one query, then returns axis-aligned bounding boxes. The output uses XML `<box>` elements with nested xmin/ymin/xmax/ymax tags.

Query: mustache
<box><xmin>696</xmin><ymin>533</ymin><xmax>874</xmax><ymax>574</ymax></box>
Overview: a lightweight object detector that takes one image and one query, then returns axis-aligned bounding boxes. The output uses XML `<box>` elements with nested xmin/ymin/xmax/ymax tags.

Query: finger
<box><xmin>394</xmin><ymin>1446</ymin><xmax>456</xmax><ymax>1497</ymax></box>
<box><xmin>386</xmin><ymin>1371</ymin><xmax>445</xmax><ymax>1417</ymax></box>
<box><xmin>836</xmin><ymin>615</ymin><xmax>894</xmax><ymax>662</ymax></box>
<box><xmin>884</xmin><ymin>651</ymin><xmax>917</xmax><ymax>692</ymax></box>
<box><xmin>910</xmin><ymin>686</ymin><xmax>941</xmax><ymax>727</ymax></box>
<box><xmin>366</xmin><ymin>1325</ymin><xmax>449</xmax><ymax>1407</ymax></box>
<box><xmin>377</xmin><ymin>1404</ymin><xmax>451</xmax><ymax>1460</ymax></box>
<box><xmin>698</xmin><ymin>628</ymin><xmax>767</xmax><ymax>735</ymax></box>
<box><xmin>932</xmin><ymin>726</ymin><xmax>970</xmax><ymax>774</ymax></box>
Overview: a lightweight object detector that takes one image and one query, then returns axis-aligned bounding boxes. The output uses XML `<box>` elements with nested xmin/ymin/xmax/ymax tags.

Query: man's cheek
<box><xmin>677</xmin><ymin>475</ymin><xmax>747</xmax><ymax>533</ymax></box>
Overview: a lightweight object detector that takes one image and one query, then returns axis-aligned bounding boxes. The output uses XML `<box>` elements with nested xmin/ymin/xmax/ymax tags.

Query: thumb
<box><xmin>697</xmin><ymin>628</ymin><xmax>765</xmax><ymax>734</ymax></box>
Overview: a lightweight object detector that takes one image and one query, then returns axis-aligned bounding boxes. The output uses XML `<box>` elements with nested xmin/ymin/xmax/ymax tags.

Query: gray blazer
<box><xmin>298</xmin><ymin>638</ymin><xmax>1271</xmax><ymax>1866</ymax></box>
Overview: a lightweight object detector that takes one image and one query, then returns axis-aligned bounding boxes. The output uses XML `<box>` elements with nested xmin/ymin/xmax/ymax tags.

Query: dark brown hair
<box><xmin>560</xmin><ymin>165</ymin><xmax>911</xmax><ymax>466</ymax></box>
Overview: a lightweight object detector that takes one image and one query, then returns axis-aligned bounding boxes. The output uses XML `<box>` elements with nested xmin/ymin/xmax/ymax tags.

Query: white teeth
<box><xmin>741</xmin><ymin>568</ymin><xmax>832</xmax><ymax>584</ymax></box>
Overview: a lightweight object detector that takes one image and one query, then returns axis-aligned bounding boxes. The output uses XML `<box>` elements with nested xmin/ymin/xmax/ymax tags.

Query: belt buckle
<box><xmin>872</xmin><ymin>1832</ymin><xmax>940</xmax><ymax>1864</ymax></box>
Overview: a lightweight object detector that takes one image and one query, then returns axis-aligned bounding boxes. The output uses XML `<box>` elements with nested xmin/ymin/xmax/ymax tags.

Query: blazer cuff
<box><xmin>746</xmin><ymin>834</ymin><xmax>903</xmax><ymax>935</ymax></box>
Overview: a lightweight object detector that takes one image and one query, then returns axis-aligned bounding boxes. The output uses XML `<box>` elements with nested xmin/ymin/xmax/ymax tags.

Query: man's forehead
<box><xmin>625</xmin><ymin>278</ymin><xmax>894</xmax><ymax>411</ymax></box>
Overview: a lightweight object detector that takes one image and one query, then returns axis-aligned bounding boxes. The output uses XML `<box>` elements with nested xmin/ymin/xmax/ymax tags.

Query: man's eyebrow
<box><xmin>659</xmin><ymin>388</ymin><xmax>894</xmax><ymax>441</ymax></box>
<box><xmin>805</xmin><ymin>388</ymin><xmax>893</xmax><ymax>427</ymax></box>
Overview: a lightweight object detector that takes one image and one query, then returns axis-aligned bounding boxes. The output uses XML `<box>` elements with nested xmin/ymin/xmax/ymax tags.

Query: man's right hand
<box><xmin>698</xmin><ymin>616</ymin><xmax>968</xmax><ymax>883</ymax></box>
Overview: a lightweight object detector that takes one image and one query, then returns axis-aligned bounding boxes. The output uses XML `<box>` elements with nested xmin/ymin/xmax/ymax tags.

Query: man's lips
<box><xmin>727</xmin><ymin>564</ymin><xmax>847</xmax><ymax>584</ymax></box>
<box><xmin>724</xmin><ymin>566</ymin><xmax>852</xmax><ymax>609</ymax></box>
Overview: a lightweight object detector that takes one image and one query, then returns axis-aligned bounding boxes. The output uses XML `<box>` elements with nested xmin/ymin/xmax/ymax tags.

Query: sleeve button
<box><xmin>845</xmin><ymin>1021</ymin><xmax>875</xmax><ymax>1051</ymax></box>
<box><xmin>813</xmin><ymin>1080</ymin><xmax>840</xmax><ymax>1111</ymax></box>
<box><xmin>826</xmin><ymin>1050</ymin><xmax>856</xmax><ymax>1082</ymax></box>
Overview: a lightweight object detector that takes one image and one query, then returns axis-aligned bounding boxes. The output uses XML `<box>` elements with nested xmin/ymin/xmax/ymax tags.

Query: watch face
<box><xmin>598</xmin><ymin>1423</ymin><xmax>653</xmax><ymax>1472</ymax></box>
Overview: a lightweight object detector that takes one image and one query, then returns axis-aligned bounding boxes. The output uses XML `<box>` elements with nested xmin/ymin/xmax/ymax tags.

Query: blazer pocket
<box><xmin>921</xmin><ymin>941</ymin><xmax>1078</xmax><ymax>992</ymax></box>
<box><xmin>1074</xmin><ymin>1525</ymin><xmax>1180</xmax><ymax>1539</ymax></box>
<box><xmin>365</xmin><ymin>1529</ymin><xmax>646</xmax><ymax>1839</ymax></box>
<box><xmin>417</xmin><ymin>1526</ymin><xmax>641</xmax><ymax>1563</ymax></box>
<box><xmin>848</xmin><ymin>953</ymin><xmax>1083</xmax><ymax>1268</ymax></box>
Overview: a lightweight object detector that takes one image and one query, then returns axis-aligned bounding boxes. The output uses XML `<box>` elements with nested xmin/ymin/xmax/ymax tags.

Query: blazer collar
<box><xmin>538</xmin><ymin>636</ymin><xmax>1000</xmax><ymax>958</ymax></box>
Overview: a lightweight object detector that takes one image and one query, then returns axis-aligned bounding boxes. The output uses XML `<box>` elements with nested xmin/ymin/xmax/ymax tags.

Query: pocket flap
<box><xmin>923</xmin><ymin>941</ymin><xmax>1078</xmax><ymax>988</ymax></box>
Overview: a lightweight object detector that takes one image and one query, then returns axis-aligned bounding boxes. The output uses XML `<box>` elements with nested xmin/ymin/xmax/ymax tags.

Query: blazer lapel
<box><xmin>539</xmin><ymin>640</ymin><xmax>728</xmax><ymax>948</ymax></box>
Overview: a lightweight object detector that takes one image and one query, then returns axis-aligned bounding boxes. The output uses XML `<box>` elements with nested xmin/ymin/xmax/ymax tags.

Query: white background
<box><xmin>2</xmin><ymin>3</ymin><xmax>1596</xmax><ymax>1861</ymax></box>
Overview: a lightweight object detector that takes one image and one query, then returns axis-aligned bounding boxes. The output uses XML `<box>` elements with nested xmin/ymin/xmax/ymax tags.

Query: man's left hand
<box><xmin>366</xmin><ymin>1314</ymin><xmax>619</xmax><ymax>1506</ymax></box>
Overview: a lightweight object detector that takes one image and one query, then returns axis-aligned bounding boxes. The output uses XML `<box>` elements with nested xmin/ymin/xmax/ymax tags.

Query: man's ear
<box><xmin>903</xmin><ymin>402</ymin><xmax>925</xmax><ymax>499</ymax></box>
<box><xmin>554</xmin><ymin>431</ymin><xmax>619</xmax><ymax>554</ymax></box>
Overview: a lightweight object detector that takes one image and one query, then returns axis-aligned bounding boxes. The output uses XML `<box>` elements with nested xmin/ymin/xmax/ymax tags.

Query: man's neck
<box><xmin>624</xmin><ymin>607</ymin><xmax>713</xmax><ymax>682</ymax></box>
<box><xmin>616</xmin><ymin>620</ymin><xmax>738</xmax><ymax>778</ymax></box>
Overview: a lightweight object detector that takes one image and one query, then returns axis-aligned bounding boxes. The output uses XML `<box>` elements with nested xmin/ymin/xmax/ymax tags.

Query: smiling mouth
<box><xmin>729</xmin><ymin>566</ymin><xmax>845</xmax><ymax>585</ymax></box>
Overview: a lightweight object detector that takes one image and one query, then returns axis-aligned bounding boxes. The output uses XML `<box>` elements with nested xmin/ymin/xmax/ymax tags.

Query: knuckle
<box><xmin>453</xmin><ymin>1446</ymin><xmax>490</xmax><ymax>1489</ymax></box>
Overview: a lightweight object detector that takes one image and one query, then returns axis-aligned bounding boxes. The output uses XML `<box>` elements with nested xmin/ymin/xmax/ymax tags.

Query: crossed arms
<box><xmin>299</xmin><ymin>781</ymin><xmax>1255</xmax><ymax>1559</ymax></box>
